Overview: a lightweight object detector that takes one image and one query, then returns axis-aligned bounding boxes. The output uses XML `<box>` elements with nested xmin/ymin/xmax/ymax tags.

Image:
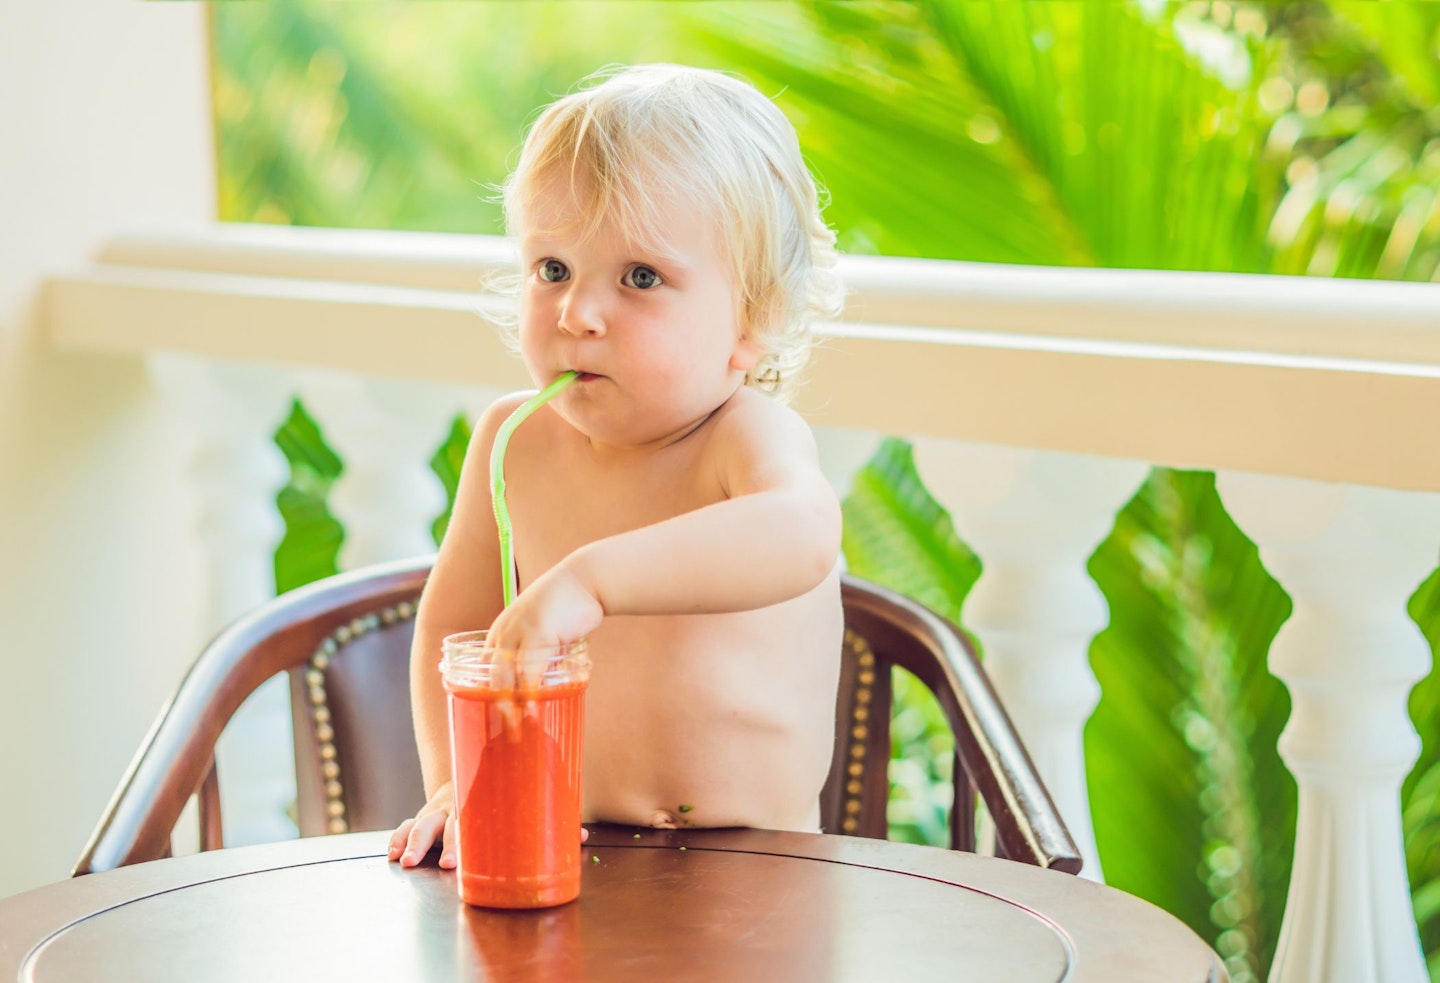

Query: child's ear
<box><xmin>729</xmin><ymin>332</ymin><xmax>764</xmax><ymax>374</ymax></box>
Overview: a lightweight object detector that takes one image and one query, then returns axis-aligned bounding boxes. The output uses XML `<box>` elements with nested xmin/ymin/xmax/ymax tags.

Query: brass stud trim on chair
<box><xmin>304</xmin><ymin>598</ymin><xmax>420</xmax><ymax>836</ymax></box>
<box><xmin>841</xmin><ymin>629</ymin><xmax>878</xmax><ymax>836</ymax></box>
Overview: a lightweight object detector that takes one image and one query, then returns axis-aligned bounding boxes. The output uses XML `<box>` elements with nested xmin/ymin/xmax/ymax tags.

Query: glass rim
<box><xmin>441</xmin><ymin>630</ymin><xmax>587</xmax><ymax>658</ymax></box>
<box><xmin>439</xmin><ymin>630</ymin><xmax>590</xmax><ymax>687</ymax></box>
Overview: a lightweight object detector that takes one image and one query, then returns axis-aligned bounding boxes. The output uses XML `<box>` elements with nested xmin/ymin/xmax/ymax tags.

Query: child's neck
<box><xmin>579</xmin><ymin>402</ymin><xmax>724</xmax><ymax>460</ymax></box>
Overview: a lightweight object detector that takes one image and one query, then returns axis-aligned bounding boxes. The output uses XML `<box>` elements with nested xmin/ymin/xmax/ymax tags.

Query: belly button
<box><xmin>649</xmin><ymin>810</ymin><xmax>677</xmax><ymax>829</ymax></box>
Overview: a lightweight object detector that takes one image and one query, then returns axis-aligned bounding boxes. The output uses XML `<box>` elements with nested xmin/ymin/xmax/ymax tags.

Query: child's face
<box><xmin>516</xmin><ymin>175</ymin><xmax>761</xmax><ymax>449</ymax></box>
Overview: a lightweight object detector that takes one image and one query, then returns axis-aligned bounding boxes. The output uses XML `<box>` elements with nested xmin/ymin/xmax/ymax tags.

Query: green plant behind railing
<box><xmin>273</xmin><ymin>405</ymin><xmax>470</xmax><ymax>593</ymax></box>
<box><xmin>840</xmin><ymin>439</ymin><xmax>1296</xmax><ymax>972</ymax></box>
<box><xmin>429</xmin><ymin>415</ymin><xmax>471</xmax><ymax>547</ymax></box>
<box><xmin>273</xmin><ymin>400</ymin><xmax>342</xmax><ymax>594</ymax></box>
<box><xmin>1087</xmin><ymin>469</ymin><xmax>1295</xmax><ymax>972</ymax></box>
<box><xmin>839</xmin><ymin>436</ymin><xmax>1440</xmax><ymax>981</ymax></box>
<box><xmin>1408</xmin><ymin>570</ymin><xmax>1440</xmax><ymax>981</ymax></box>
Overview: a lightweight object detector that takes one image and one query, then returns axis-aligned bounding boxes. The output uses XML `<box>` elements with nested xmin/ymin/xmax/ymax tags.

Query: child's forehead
<box><xmin>514</xmin><ymin>169</ymin><xmax>719</xmax><ymax>262</ymax></box>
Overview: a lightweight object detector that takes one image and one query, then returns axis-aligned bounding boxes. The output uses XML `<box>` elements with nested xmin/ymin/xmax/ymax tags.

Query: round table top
<box><xmin>2</xmin><ymin>828</ymin><xmax>1224</xmax><ymax>983</ymax></box>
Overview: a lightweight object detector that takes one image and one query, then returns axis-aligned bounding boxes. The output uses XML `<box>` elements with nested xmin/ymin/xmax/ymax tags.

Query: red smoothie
<box><xmin>447</xmin><ymin>678</ymin><xmax>587</xmax><ymax>908</ymax></box>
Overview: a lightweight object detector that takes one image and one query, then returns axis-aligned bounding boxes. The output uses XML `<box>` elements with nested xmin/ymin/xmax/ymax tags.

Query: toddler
<box><xmin>390</xmin><ymin>63</ymin><xmax>845</xmax><ymax>867</ymax></box>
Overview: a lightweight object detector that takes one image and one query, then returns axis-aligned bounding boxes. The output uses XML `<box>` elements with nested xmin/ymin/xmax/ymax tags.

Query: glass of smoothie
<box><xmin>440</xmin><ymin>631</ymin><xmax>591</xmax><ymax>909</ymax></box>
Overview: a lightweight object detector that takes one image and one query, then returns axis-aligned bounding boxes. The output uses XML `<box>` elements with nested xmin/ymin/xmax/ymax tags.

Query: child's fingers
<box><xmin>520</xmin><ymin>644</ymin><xmax>550</xmax><ymax>682</ymax></box>
<box><xmin>495</xmin><ymin>652</ymin><xmax>516</xmax><ymax>692</ymax></box>
<box><xmin>400</xmin><ymin>812</ymin><xmax>446</xmax><ymax>867</ymax></box>
<box><xmin>387</xmin><ymin>819</ymin><xmax>414</xmax><ymax>862</ymax></box>
<box><xmin>580</xmin><ymin>825</ymin><xmax>589</xmax><ymax>844</ymax></box>
<box><xmin>440</xmin><ymin>814</ymin><xmax>458</xmax><ymax>869</ymax></box>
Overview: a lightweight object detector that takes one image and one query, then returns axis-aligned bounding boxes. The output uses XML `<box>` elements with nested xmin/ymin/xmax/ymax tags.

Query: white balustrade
<box><xmin>1215</xmin><ymin>472</ymin><xmax>1440</xmax><ymax>983</ymax></box>
<box><xmin>150</xmin><ymin>356</ymin><xmax>292</xmax><ymax>628</ymax></box>
<box><xmin>298</xmin><ymin>374</ymin><xmax>464</xmax><ymax>569</ymax></box>
<box><xmin>149</xmin><ymin>355</ymin><xmax>297</xmax><ymax>850</ymax></box>
<box><xmin>911</xmin><ymin>440</ymin><xmax>1150</xmax><ymax>880</ymax></box>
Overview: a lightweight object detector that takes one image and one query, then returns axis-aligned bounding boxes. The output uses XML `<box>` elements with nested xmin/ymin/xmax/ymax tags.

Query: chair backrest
<box><xmin>826</xmin><ymin>579</ymin><xmax>1081</xmax><ymax>873</ymax></box>
<box><xmin>75</xmin><ymin>560</ymin><xmax>1080</xmax><ymax>876</ymax></box>
<box><xmin>74</xmin><ymin>557</ymin><xmax>432</xmax><ymax>875</ymax></box>
<box><xmin>287</xmin><ymin>587</ymin><xmax>425</xmax><ymax>838</ymax></box>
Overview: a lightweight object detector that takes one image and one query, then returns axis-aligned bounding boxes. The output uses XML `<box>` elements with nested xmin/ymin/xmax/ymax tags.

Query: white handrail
<box><xmin>96</xmin><ymin>223</ymin><xmax>1440</xmax><ymax>364</ymax></box>
<box><xmin>44</xmin><ymin>223</ymin><xmax>1440</xmax><ymax>491</ymax></box>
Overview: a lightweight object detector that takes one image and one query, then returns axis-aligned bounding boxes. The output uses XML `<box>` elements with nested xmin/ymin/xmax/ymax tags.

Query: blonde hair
<box><xmin>501</xmin><ymin>63</ymin><xmax>843</xmax><ymax>401</ymax></box>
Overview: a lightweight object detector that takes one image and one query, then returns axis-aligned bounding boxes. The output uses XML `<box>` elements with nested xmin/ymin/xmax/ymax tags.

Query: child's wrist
<box><xmin>561</xmin><ymin>546</ymin><xmax>606</xmax><ymax>615</ymax></box>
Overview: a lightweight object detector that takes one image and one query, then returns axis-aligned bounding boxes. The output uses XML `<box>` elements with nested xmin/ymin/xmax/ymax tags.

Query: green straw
<box><xmin>490</xmin><ymin>371</ymin><xmax>578</xmax><ymax>607</ymax></box>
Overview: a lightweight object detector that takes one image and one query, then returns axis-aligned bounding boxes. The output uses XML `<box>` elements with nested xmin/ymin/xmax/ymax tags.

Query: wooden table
<box><xmin>1</xmin><ymin>827</ymin><xmax>1225</xmax><ymax>982</ymax></box>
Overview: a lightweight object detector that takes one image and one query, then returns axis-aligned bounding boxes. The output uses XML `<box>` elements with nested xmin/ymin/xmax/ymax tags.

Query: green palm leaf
<box><xmin>430</xmin><ymin>415</ymin><xmax>471</xmax><ymax>546</ymax></box>
<box><xmin>841</xmin><ymin>437</ymin><xmax>979</xmax><ymax>624</ymax></box>
<box><xmin>686</xmin><ymin>1</ymin><xmax>1283</xmax><ymax>272</ymax></box>
<box><xmin>1263</xmin><ymin>4</ymin><xmax>1440</xmax><ymax>281</ymax></box>
<box><xmin>1406</xmin><ymin>570</ymin><xmax>1440</xmax><ymax>974</ymax></box>
<box><xmin>1089</xmin><ymin>469</ymin><xmax>1294</xmax><ymax>981</ymax></box>
<box><xmin>272</xmin><ymin>400</ymin><xmax>342</xmax><ymax>594</ymax></box>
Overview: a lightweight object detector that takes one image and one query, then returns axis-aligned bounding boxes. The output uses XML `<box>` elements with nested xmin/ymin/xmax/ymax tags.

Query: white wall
<box><xmin>0</xmin><ymin>2</ymin><xmax>214</xmax><ymax>897</ymax></box>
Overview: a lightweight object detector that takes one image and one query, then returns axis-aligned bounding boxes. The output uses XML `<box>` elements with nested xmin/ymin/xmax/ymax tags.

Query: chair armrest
<box><xmin>74</xmin><ymin>556</ymin><xmax>434</xmax><ymax>875</ymax></box>
<box><xmin>840</xmin><ymin>577</ymin><xmax>1083</xmax><ymax>874</ymax></box>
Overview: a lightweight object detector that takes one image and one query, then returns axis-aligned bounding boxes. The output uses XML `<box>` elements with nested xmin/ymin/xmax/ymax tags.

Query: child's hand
<box><xmin>389</xmin><ymin>781</ymin><xmax>456</xmax><ymax>869</ymax></box>
<box><xmin>486</xmin><ymin>562</ymin><xmax>603</xmax><ymax>668</ymax></box>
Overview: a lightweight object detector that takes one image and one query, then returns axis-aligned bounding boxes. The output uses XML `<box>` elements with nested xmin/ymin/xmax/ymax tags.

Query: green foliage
<box><xmin>212</xmin><ymin>1</ymin><xmax>694</xmax><ymax>230</ymax></box>
<box><xmin>274</xmin><ymin>408</ymin><xmax>470</xmax><ymax>591</ymax></box>
<box><xmin>1088</xmin><ymin>469</ymin><xmax>1294</xmax><ymax>981</ymax></box>
<box><xmin>1266</xmin><ymin>2</ymin><xmax>1440</xmax><ymax>280</ymax></box>
<box><xmin>272</xmin><ymin>400</ymin><xmax>342</xmax><ymax>594</ymax></box>
<box><xmin>687</xmin><ymin>1</ymin><xmax>1283</xmax><ymax>272</ymax></box>
<box><xmin>429</xmin><ymin>415</ymin><xmax>472</xmax><ymax>546</ymax></box>
<box><xmin>1408</xmin><ymin>568</ymin><xmax>1440</xmax><ymax>975</ymax></box>
<box><xmin>886</xmin><ymin>669</ymin><xmax>955</xmax><ymax>849</ymax></box>
<box><xmin>840</xmin><ymin>437</ymin><xmax>979</xmax><ymax>626</ymax></box>
<box><xmin>837</xmin><ymin>442</ymin><xmax>1302</xmax><ymax>980</ymax></box>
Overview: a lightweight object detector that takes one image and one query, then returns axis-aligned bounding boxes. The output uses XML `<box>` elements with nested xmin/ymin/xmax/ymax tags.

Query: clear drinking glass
<box><xmin>440</xmin><ymin>631</ymin><xmax>591</xmax><ymax>909</ymax></box>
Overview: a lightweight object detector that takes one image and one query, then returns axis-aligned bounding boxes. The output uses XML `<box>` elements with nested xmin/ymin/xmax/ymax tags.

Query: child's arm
<box><xmin>388</xmin><ymin>394</ymin><xmax>521</xmax><ymax>868</ymax></box>
<box><xmin>485</xmin><ymin>394</ymin><xmax>841</xmax><ymax>651</ymax></box>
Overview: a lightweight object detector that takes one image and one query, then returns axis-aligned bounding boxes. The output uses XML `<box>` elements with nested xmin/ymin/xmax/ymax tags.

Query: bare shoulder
<box><xmin>705</xmin><ymin>387</ymin><xmax>826</xmax><ymax>495</ymax></box>
<box><xmin>446</xmin><ymin>390</ymin><xmax>547</xmax><ymax>530</ymax></box>
<box><xmin>708</xmin><ymin>386</ymin><xmax>818</xmax><ymax>453</ymax></box>
<box><xmin>424</xmin><ymin>392</ymin><xmax>540</xmax><ymax>632</ymax></box>
<box><xmin>459</xmin><ymin>389</ymin><xmax>558</xmax><ymax>472</ymax></box>
<box><xmin>470</xmin><ymin>390</ymin><xmax>538</xmax><ymax>450</ymax></box>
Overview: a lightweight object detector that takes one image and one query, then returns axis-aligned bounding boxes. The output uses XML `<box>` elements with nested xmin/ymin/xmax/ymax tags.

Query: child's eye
<box><xmin>538</xmin><ymin>259</ymin><xmax>570</xmax><ymax>283</ymax></box>
<box><xmin>622</xmin><ymin>265</ymin><xmax>662</xmax><ymax>290</ymax></box>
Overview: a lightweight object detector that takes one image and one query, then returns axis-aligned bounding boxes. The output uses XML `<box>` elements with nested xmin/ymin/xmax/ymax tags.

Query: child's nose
<box><xmin>558</xmin><ymin>291</ymin><xmax>606</xmax><ymax>337</ymax></box>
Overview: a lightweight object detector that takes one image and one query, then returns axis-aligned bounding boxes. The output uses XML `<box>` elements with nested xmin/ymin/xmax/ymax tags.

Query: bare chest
<box><xmin>503</xmin><ymin>439</ymin><xmax>725</xmax><ymax>583</ymax></box>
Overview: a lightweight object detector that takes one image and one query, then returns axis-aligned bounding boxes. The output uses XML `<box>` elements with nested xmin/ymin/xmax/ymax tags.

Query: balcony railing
<box><xmin>43</xmin><ymin>222</ymin><xmax>1440</xmax><ymax>983</ymax></box>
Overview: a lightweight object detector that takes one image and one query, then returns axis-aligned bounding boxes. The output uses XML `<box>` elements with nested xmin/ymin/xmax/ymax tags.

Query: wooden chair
<box><xmin>74</xmin><ymin>557</ymin><xmax>1081</xmax><ymax>876</ymax></box>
